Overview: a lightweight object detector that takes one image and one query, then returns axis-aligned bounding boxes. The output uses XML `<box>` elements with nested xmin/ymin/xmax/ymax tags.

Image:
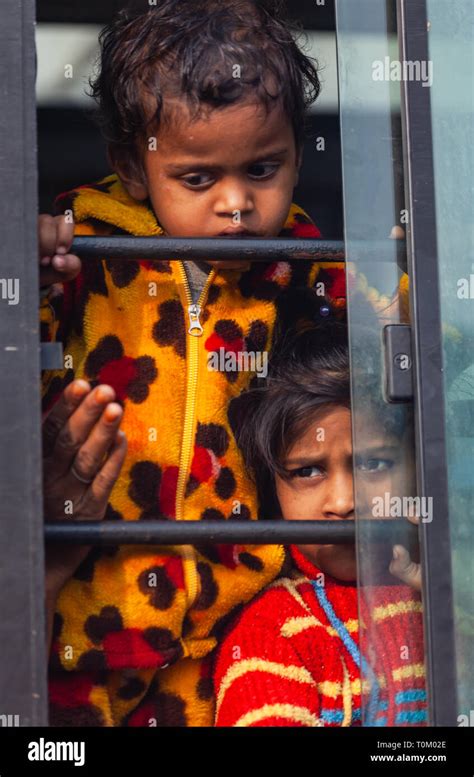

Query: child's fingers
<box><xmin>42</xmin><ymin>379</ymin><xmax>91</xmax><ymax>457</ymax></box>
<box><xmin>51</xmin><ymin>385</ymin><xmax>117</xmax><ymax>478</ymax></box>
<box><xmin>38</xmin><ymin>214</ymin><xmax>80</xmax><ymax>287</ymax></box>
<box><xmin>88</xmin><ymin>431</ymin><xmax>128</xmax><ymax>508</ymax></box>
<box><xmin>38</xmin><ymin>214</ymin><xmax>59</xmax><ymax>258</ymax></box>
<box><xmin>405</xmin><ymin>509</ymin><xmax>420</xmax><ymax>527</ymax></box>
<box><xmin>389</xmin><ymin>226</ymin><xmax>405</xmax><ymax>239</ymax></box>
<box><xmin>389</xmin><ymin>545</ymin><xmax>422</xmax><ymax>591</ymax></box>
<box><xmin>40</xmin><ymin>253</ymin><xmax>82</xmax><ymax>287</ymax></box>
<box><xmin>66</xmin><ymin>402</ymin><xmax>124</xmax><ymax>486</ymax></box>
<box><xmin>55</xmin><ymin>214</ymin><xmax>75</xmax><ymax>255</ymax></box>
<box><xmin>45</xmin><ymin>433</ymin><xmax>127</xmax><ymax>585</ymax></box>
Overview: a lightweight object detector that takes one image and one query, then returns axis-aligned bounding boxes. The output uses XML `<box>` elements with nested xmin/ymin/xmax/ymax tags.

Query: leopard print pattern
<box><xmin>41</xmin><ymin>174</ymin><xmax>346</xmax><ymax>725</ymax></box>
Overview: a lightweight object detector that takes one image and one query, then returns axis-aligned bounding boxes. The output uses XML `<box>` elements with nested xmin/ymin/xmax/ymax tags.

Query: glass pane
<box><xmin>425</xmin><ymin>0</ymin><xmax>474</xmax><ymax>719</ymax></box>
<box><xmin>336</xmin><ymin>0</ymin><xmax>427</xmax><ymax>726</ymax></box>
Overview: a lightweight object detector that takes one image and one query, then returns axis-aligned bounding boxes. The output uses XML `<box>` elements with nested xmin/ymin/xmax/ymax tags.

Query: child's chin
<box><xmin>205</xmin><ymin>260</ymin><xmax>251</xmax><ymax>271</ymax></box>
<box><xmin>312</xmin><ymin>545</ymin><xmax>357</xmax><ymax>583</ymax></box>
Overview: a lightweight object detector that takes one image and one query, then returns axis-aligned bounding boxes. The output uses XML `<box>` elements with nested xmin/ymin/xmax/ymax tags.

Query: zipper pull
<box><xmin>188</xmin><ymin>304</ymin><xmax>203</xmax><ymax>336</ymax></box>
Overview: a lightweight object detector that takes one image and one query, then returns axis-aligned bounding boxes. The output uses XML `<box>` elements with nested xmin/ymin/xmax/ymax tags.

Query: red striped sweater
<box><xmin>213</xmin><ymin>545</ymin><xmax>426</xmax><ymax>727</ymax></box>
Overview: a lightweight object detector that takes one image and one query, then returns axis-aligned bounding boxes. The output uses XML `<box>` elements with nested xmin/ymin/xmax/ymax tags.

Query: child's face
<box><xmin>275</xmin><ymin>406</ymin><xmax>357</xmax><ymax>581</ymax></box>
<box><xmin>118</xmin><ymin>99</ymin><xmax>302</xmax><ymax>271</ymax></box>
<box><xmin>275</xmin><ymin>406</ymin><xmax>404</xmax><ymax>582</ymax></box>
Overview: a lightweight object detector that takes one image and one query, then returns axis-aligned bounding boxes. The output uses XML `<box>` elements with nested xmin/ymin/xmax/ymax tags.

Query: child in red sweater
<box><xmin>213</xmin><ymin>321</ymin><xmax>426</xmax><ymax>726</ymax></box>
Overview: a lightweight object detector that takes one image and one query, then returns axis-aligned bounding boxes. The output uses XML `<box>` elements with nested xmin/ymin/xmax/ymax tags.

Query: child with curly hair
<box><xmin>213</xmin><ymin>321</ymin><xmax>425</xmax><ymax>726</ymax></box>
<box><xmin>38</xmin><ymin>0</ymin><xmax>347</xmax><ymax>726</ymax></box>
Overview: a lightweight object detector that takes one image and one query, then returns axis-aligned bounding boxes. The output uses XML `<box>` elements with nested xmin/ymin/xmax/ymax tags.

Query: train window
<box><xmin>336</xmin><ymin>0</ymin><xmax>425</xmax><ymax>727</ymax></box>
<box><xmin>0</xmin><ymin>0</ymin><xmax>473</xmax><ymax>747</ymax></box>
<box><xmin>337</xmin><ymin>0</ymin><xmax>473</xmax><ymax>726</ymax></box>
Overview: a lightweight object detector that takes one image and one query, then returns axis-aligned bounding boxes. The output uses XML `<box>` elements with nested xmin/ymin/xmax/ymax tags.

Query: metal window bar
<box><xmin>47</xmin><ymin>235</ymin><xmax>414</xmax><ymax>545</ymax></box>
<box><xmin>41</xmin><ymin>236</ymin><xmax>407</xmax><ymax>373</ymax></box>
<box><xmin>45</xmin><ymin>519</ymin><xmax>417</xmax><ymax>546</ymax></box>
<box><xmin>71</xmin><ymin>236</ymin><xmax>406</xmax><ymax>264</ymax></box>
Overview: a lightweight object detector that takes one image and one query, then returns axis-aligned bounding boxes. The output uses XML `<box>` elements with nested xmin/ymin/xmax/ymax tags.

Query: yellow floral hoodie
<box><xmin>41</xmin><ymin>173</ymin><xmax>346</xmax><ymax>726</ymax></box>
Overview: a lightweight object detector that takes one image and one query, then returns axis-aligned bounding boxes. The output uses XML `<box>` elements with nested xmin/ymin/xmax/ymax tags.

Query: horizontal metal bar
<box><xmin>72</xmin><ymin>236</ymin><xmax>344</xmax><ymax>262</ymax></box>
<box><xmin>44</xmin><ymin>519</ymin><xmax>417</xmax><ymax>545</ymax></box>
<box><xmin>72</xmin><ymin>236</ymin><xmax>406</xmax><ymax>263</ymax></box>
<box><xmin>40</xmin><ymin>341</ymin><xmax>64</xmax><ymax>371</ymax></box>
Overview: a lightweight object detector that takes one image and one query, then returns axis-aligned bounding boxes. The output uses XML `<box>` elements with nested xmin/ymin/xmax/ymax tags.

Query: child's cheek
<box><xmin>296</xmin><ymin>543</ymin><xmax>325</xmax><ymax>569</ymax></box>
<box><xmin>277</xmin><ymin>480</ymin><xmax>319</xmax><ymax>521</ymax></box>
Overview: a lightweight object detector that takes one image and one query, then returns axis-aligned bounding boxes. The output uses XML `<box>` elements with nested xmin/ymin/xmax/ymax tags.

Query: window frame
<box><xmin>0</xmin><ymin>0</ymin><xmax>49</xmax><ymax>726</ymax></box>
<box><xmin>397</xmin><ymin>0</ymin><xmax>458</xmax><ymax>725</ymax></box>
<box><xmin>0</xmin><ymin>0</ymin><xmax>461</xmax><ymax>727</ymax></box>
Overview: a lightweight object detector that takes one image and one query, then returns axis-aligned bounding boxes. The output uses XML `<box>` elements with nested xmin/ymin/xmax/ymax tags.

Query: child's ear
<box><xmin>107</xmin><ymin>146</ymin><xmax>149</xmax><ymax>201</ymax></box>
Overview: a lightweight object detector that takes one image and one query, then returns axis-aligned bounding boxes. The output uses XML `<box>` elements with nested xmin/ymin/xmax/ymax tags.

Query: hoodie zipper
<box><xmin>175</xmin><ymin>263</ymin><xmax>216</xmax><ymax>610</ymax></box>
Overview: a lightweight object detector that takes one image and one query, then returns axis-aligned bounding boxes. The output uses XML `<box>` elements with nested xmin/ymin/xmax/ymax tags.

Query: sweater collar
<box><xmin>288</xmin><ymin>544</ymin><xmax>355</xmax><ymax>589</ymax></box>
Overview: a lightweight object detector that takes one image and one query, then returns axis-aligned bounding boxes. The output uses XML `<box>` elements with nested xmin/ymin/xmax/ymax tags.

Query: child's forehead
<box><xmin>154</xmin><ymin>97</ymin><xmax>293</xmax><ymax>155</ymax></box>
<box><xmin>287</xmin><ymin>407</ymin><xmax>353</xmax><ymax>453</ymax></box>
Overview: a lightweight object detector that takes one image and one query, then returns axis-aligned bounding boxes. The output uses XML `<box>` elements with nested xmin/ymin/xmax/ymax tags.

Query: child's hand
<box><xmin>38</xmin><ymin>214</ymin><xmax>82</xmax><ymax>287</ymax></box>
<box><xmin>389</xmin><ymin>513</ymin><xmax>422</xmax><ymax>591</ymax></box>
<box><xmin>42</xmin><ymin>380</ymin><xmax>127</xmax><ymax>595</ymax></box>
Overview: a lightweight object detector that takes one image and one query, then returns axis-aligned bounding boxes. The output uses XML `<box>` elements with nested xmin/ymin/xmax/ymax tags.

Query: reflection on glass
<box><xmin>336</xmin><ymin>0</ymin><xmax>426</xmax><ymax>725</ymax></box>
<box><xmin>426</xmin><ymin>0</ymin><xmax>474</xmax><ymax>719</ymax></box>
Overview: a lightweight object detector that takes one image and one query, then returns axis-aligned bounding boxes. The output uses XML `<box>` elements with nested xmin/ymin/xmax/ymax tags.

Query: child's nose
<box><xmin>323</xmin><ymin>471</ymin><xmax>355</xmax><ymax>520</ymax></box>
<box><xmin>213</xmin><ymin>180</ymin><xmax>254</xmax><ymax>218</ymax></box>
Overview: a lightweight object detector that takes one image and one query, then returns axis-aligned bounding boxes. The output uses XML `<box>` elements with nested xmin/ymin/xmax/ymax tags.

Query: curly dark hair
<box><xmin>228</xmin><ymin>316</ymin><xmax>408</xmax><ymax>519</ymax></box>
<box><xmin>234</xmin><ymin>321</ymin><xmax>350</xmax><ymax>480</ymax></box>
<box><xmin>227</xmin><ymin>321</ymin><xmax>350</xmax><ymax>517</ymax></box>
<box><xmin>88</xmin><ymin>0</ymin><xmax>321</xmax><ymax>178</ymax></box>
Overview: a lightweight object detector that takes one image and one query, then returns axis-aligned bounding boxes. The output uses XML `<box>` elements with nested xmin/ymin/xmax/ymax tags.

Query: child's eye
<box><xmin>357</xmin><ymin>458</ymin><xmax>394</xmax><ymax>473</ymax></box>
<box><xmin>181</xmin><ymin>173</ymin><xmax>214</xmax><ymax>189</ymax></box>
<box><xmin>248</xmin><ymin>163</ymin><xmax>280</xmax><ymax>180</ymax></box>
<box><xmin>290</xmin><ymin>465</ymin><xmax>324</xmax><ymax>479</ymax></box>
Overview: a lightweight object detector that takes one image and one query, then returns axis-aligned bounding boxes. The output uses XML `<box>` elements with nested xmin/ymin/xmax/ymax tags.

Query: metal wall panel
<box><xmin>398</xmin><ymin>0</ymin><xmax>458</xmax><ymax>725</ymax></box>
<box><xmin>0</xmin><ymin>0</ymin><xmax>48</xmax><ymax>726</ymax></box>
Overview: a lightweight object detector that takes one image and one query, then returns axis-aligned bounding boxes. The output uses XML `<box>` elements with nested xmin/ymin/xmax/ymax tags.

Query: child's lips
<box><xmin>217</xmin><ymin>230</ymin><xmax>259</xmax><ymax>238</ymax></box>
<box><xmin>211</xmin><ymin>230</ymin><xmax>259</xmax><ymax>268</ymax></box>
